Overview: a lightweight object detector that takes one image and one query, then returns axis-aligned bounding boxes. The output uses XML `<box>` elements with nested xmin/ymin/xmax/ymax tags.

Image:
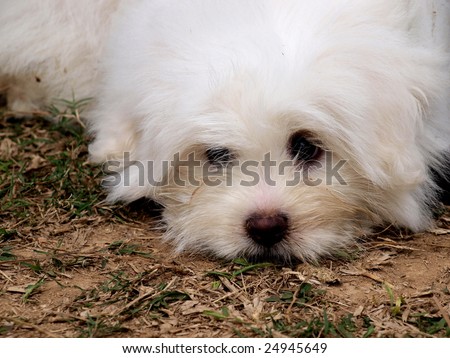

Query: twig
<box><xmin>1</xmin><ymin>317</ymin><xmax>61</xmax><ymax>338</ymax></box>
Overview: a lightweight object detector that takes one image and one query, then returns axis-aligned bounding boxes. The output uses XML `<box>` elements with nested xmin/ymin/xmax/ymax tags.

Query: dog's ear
<box><xmin>311</xmin><ymin>41</ymin><xmax>449</xmax><ymax>230</ymax></box>
<box><xmin>363</xmin><ymin>79</ymin><xmax>448</xmax><ymax>229</ymax></box>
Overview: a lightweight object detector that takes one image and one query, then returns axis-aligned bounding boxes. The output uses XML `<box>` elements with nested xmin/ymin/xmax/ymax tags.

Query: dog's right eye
<box><xmin>206</xmin><ymin>147</ymin><xmax>234</xmax><ymax>166</ymax></box>
<box><xmin>288</xmin><ymin>131</ymin><xmax>323</xmax><ymax>163</ymax></box>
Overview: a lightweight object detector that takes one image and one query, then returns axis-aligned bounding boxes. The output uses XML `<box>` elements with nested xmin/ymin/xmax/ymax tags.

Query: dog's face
<box><xmin>134</xmin><ymin>65</ymin><xmax>423</xmax><ymax>262</ymax></box>
<box><xmin>92</xmin><ymin>1</ymin><xmax>448</xmax><ymax>263</ymax></box>
<box><xmin>156</xmin><ymin>96</ymin><xmax>347</xmax><ymax>261</ymax></box>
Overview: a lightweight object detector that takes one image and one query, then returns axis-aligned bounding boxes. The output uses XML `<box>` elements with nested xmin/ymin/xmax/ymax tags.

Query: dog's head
<box><xmin>95</xmin><ymin>1</ymin><xmax>449</xmax><ymax>262</ymax></box>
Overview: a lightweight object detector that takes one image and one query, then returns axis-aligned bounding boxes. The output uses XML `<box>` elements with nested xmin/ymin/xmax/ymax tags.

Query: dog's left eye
<box><xmin>206</xmin><ymin>147</ymin><xmax>234</xmax><ymax>166</ymax></box>
<box><xmin>288</xmin><ymin>131</ymin><xmax>323</xmax><ymax>163</ymax></box>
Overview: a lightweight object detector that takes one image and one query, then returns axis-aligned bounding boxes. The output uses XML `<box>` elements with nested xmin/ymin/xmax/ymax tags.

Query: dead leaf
<box><xmin>7</xmin><ymin>286</ymin><xmax>27</xmax><ymax>294</ymax></box>
<box><xmin>354</xmin><ymin>305</ymin><xmax>364</xmax><ymax>317</ymax></box>
<box><xmin>0</xmin><ymin>138</ymin><xmax>18</xmax><ymax>159</ymax></box>
<box><xmin>25</xmin><ymin>154</ymin><xmax>47</xmax><ymax>171</ymax></box>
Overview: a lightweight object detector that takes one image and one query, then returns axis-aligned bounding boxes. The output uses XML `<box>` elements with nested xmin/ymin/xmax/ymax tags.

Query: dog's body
<box><xmin>0</xmin><ymin>0</ymin><xmax>121</xmax><ymax>112</ymax></box>
<box><xmin>1</xmin><ymin>0</ymin><xmax>449</xmax><ymax>261</ymax></box>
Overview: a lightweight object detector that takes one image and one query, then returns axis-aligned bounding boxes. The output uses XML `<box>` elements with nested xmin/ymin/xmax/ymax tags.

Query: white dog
<box><xmin>1</xmin><ymin>0</ymin><xmax>449</xmax><ymax>262</ymax></box>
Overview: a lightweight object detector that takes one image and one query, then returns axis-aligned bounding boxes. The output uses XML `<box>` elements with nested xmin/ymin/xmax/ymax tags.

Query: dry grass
<box><xmin>0</xmin><ymin>107</ymin><xmax>449</xmax><ymax>338</ymax></box>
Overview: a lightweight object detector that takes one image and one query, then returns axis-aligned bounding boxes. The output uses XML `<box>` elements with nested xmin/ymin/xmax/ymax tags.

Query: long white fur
<box><xmin>1</xmin><ymin>0</ymin><xmax>449</xmax><ymax>261</ymax></box>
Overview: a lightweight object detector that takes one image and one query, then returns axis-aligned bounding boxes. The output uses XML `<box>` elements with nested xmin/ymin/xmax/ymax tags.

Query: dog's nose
<box><xmin>245</xmin><ymin>212</ymin><xmax>289</xmax><ymax>248</ymax></box>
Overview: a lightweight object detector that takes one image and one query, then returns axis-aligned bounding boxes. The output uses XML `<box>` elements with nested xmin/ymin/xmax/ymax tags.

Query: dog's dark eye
<box><xmin>288</xmin><ymin>132</ymin><xmax>323</xmax><ymax>163</ymax></box>
<box><xmin>206</xmin><ymin>147</ymin><xmax>234</xmax><ymax>166</ymax></box>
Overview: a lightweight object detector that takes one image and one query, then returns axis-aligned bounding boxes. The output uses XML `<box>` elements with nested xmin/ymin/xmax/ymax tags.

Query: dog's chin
<box><xmin>237</xmin><ymin>243</ymin><xmax>319</xmax><ymax>265</ymax></box>
<box><xmin>163</xmin><ymin>227</ymin><xmax>355</xmax><ymax>264</ymax></box>
<box><xmin>241</xmin><ymin>248</ymin><xmax>300</xmax><ymax>265</ymax></box>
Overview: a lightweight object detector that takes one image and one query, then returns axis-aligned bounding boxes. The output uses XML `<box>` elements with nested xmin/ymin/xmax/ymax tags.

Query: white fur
<box><xmin>0</xmin><ymin>0</ymin><xmax>126</xmax><ymax>111</ymax></box>
<box><xmin>1</xmin><ymin>0</ymin><xmax>449</xmax><ymax>262</ymax></box>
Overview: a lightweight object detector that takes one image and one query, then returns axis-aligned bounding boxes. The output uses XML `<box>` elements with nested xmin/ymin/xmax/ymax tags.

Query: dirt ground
<box><xmin>1</xmin><ymin>114</ymin><xmax>449</xmax><ymax>338</ymax></box>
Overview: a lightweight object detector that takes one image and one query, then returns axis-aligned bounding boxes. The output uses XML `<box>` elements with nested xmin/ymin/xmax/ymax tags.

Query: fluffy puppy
<box><xmin>1</xmin><ymin>0</ymin><xmax>449</xmax><ymax>262</ymax></box>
